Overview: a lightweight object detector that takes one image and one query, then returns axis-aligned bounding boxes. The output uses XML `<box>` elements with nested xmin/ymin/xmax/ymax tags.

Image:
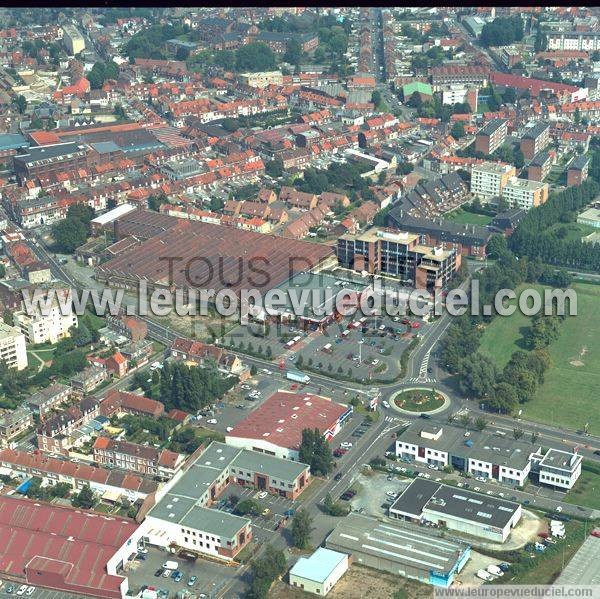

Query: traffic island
<box><xmin>389</xmin><ymin>387</ymin><xmax>450</xmax><ymax>415</ymax></box>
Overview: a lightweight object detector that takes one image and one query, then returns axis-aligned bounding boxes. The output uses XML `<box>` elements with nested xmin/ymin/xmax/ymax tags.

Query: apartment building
<box><xmin>475</xmin><ymin>119</ymin><xmax>507</xmax><ymax>155</ymax></box>
<box><xmin>567</xmin><ymin>155</ymin><xmax>589</xmax><ymax>187</ymax></box>
<box><xmin>70</xmin><ymin>366</ymin><xmax>108</xmax><ymax>394</ymax></box>
<box><xmin>239</xmin><ymin>71</ymin><xmax>283</xmax><ymax>88</ymax></box>
<box><xmin>92</xmin><ymin>437</ymin><xmax>183</xmax><ymax>479</ymax></box>
<box><xmin>528</xmin><ymin>151</ymin><xmax>553</xmax><ymax>182</ymax></box>
<box><xmin>441</xmin><ymin>86</ymin><xmax>478</xmax><ymax>112</ymax></box>
<box><xmin>502</xmin><ymin>178</ymin><xmax>549</xmax><ymax>210</ymax></box>
<box><xmin>0</xmin><ymin>321</ymin><xmax>28</xmax><ymax>371</ymax></box>
<box><xmin>14</xmin><ymin>299</ymin><xmax>78</xmax><ymax>344</ymax></box>
<box><xmin>547</xmin><ymin>31</ymin><xmax>600</xmax><ymax>52</ymax></box>
<box><xmin>520</xmin><ymin>122</ymin><xmax>550</xmax><ymax>161</ymax></box>
<box><xmin>470</xmin><ymin>162</ymin><xmax>516</xmax><ymax>201</ymax></box>
<box><xmin>430</xmin><ymin>65</ymin><xmax>489</xmax><ymax>89</ymax></box>
<box><xmin>337</xmin><ymin>227</ymin><xmax>460</xmax><ymax>289</ymax></box>
<box><xmin>62</xmin><ymin>23</ymin><xmax>86</xmax><ymax>55</ymax></box>
<box><xmin>13</xmin><ymin>142</ymin><xmax>88</xmax><ymax>185</ymax></box>
<box><xmin>0</xmin><ymin>407</ymin><xmax>33</xmax><ymax>448</ymax></box>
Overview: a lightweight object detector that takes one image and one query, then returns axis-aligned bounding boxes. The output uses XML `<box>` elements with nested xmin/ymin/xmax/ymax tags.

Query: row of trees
<box><xmin>509</xmin><ymin>179</ymin><xmax>600</xmax><ymax>270</ymax></box>
<box><xmin>158</xmin><ymin>361</ymin><xmax>237</xmax><ymax>412</ymax></box>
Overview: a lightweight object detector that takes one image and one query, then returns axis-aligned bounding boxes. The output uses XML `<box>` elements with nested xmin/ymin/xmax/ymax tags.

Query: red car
<box><xmin>401</xmin><ymin>319</ymin><xmax>410</xmax><ymax>325</ymax></box>
<box><xmin>333</xmin><ymin>448</ymin><xmax>348</xmax><ymax>457</ymax></box>
<box><xmin>538</xmin><ymin>532</ymin><xmax>549</xmax><ymax>539</ymax></box>
<box><xmin>411</xmin><ymin>322</ymin><xmax>421</xmax><ymax>329</ymax></box>
<box><xmin>591</xmin><ymin>529</ymin><xmax>600</xmax><ymax>538</ymax></box>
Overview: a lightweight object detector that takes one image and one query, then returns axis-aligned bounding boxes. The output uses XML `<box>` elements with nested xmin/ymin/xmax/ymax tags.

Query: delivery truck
<box><xmin>286</xmin><ymin>370</ymin><xmax>310</xmax><ymax>384</ymax></box>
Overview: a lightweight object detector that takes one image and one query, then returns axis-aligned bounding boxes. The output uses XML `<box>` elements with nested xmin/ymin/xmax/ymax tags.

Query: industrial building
<box><xmin>0</xmin><ymin>495</ymin><xmax>139</xmax><ymax>598</ymax></box>
<box><xmin>395</xmin><ymin>423</ymin><xmax>582</xmax><ymax>490</ymax></box>
<box><xmin>531</xmin><ymin>448</ymin><xmax>583</xmax><ymax>490</ymax></box>
<box><xmin>577</xmin><ymin>206</ymin><xmax>600</xmax><ymax>228</ymax></box>
<box><xmin>226</xmin><ymin>390</ymin><xmax>352</xmax><ymax>461</ymax></box>
<box><xmin>13</xmin><ymin>142</ymin><xmax>88</xmax><ymax>184</ymax></box>
<box><xmin>325</xmin><ymin>513</ymin><xmax>470</xmax><ymax>588</ymax></box>
<box><xmin>470</xmin><ymin>162</ymin><xmax>516</xmax><ymax>201</ymax></box>
<box><xmin>140</xmin><ymin>441</ymin><xmax>311</xmax><ymax>561</ymax></box>
<box><xmin>289</xmin><ymin>548</ymin><xmax>349</xmax><ymax>596</ymax></box>
<box><xmin>337</xmin><ymin>227</ymin><xmax>460</xmax><ymax>289</ymax></box>
<box><xmin>389</xmin><ymin>479</ymin><xmax>522</xmax><ymax>543</ymax></box>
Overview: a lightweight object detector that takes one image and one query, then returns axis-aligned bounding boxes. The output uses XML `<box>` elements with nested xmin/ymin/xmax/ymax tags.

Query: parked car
<box><xmin>334</xmin><ymin>472</ymin><xmax>343</xmax><ymax>481</ymax></box>
<box><xmin>188</xmin><ymin>576</ymin><xmax>197</xmax><ymax>587</ymax></box>
<box><xmin>172</xmin><ymin>571</ymin><xmax>183</xmax><ymax>583</ymax></box>
<box><xmin>498</xmin><ymin>563</ymin><xmax>510</xmax><ymax>572</ymax></box>
<box><xmin>154</xmin><ymin>569</ymin><xmax>164</xmax><ymax>577</ymax></box>
<box><xmin>226</xmin><ymin>426</ymin><xmax>234</xmax><ymax>432</ymax></box>
<box><xmin>163</xmin><ymin>570</ymin><xmax>172</xmax><ymax>578</ymax></box>
<box><xmin>25</xmin><ymin>588</ymin><xmax>35</xmax><ymax>597</ymax></box>
<box><xmin>137</xmin><ymin>546</ymin><xmax>148</xmax><ymax>554</ymax></box>
<box><xmin>207</xmin><ymin>418</ymin><xmax>217</xmax><ymax>424</ymax></box>
<box><xmin>340</xmin><ymin>441</ymin><xmax>353</xmax><ymax>449</ymax></box>
<box><xmin>382</xmin><ymin>400</ymin><xmax>389</xmax><ymax>408</ymax></box>
<box><xmin>16</xmin><ymin>587</ymin><xmax>27</xmax><ymax>596</ymax></box>
<box><xmin>261</xmin><ymin>508</ymin><xmax>270</xmax><ymax>516</ymax></box>
<box><xmin>258</xmin><ymin>491</ymin><xmax>268</xmax><ymax>499</ymax></box>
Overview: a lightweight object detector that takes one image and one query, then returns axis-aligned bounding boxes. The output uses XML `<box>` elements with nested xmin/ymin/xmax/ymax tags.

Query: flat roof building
<box><xmin>141</xmin><ymin>441</ymin><xmax>311</xmax><ymax>561</ymax></box>
<box><xmin>520</xmin><ymin>122</ymin><xmax>550</xmax><ymax>161</ymax></box>
<box><xmin>502</xmin><ymin>177</ymin><xmax>549</xmax><ymax>211</ymax></box>
<box><xmin>325</xmin><ymin>513</ymin><xmax>470</xmax><ymax>587</ymax></box>
<box><xmin>567</xmin><ymin>155</ymin><xmax>589</xmax><ymax>188</ymax></box>
<box><xmin>289</xmin><ymin>547</ymin><xmax>349</xmax><ymax>596</ymax></box>
<box><xmin>226</xmin><ymin>390</ymin><xmax>352</xmax><ymax>461</ymax></box>
<box><xmin>475</xmin><ymin>119</ymin><xmax>507</xmax><ymax>155</ymax></box>
<box><xmin>470</xmin><ymin>162</ymin><xmax>516</xmax><ymax>202</ymax></box>
<box><xmin>577</xmin><ymin>206</ymin><xmax>600</xmax><ymax>229</ymax></box>
<box><xmin>389</xmin><ymin>479</ymin><xmax>522</xmax><ymax>543</ymax></box>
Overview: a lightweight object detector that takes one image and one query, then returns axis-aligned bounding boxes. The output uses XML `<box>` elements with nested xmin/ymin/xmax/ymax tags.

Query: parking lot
<box><xmin>0</xmin><ymin>586</ymin><xmax>91</xmax><ymax>599</ymax></box>
<box><xmin>126</xmin><ymin>547</ymin><xmax>239</xmax><ymax>599</ymax></box>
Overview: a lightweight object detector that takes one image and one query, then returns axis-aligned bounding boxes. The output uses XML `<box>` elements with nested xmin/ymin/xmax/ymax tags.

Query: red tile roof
<box><xmin>227</xmin><ymin>391</ymin><xmax>349</xmax><ymax>450</ymax></box>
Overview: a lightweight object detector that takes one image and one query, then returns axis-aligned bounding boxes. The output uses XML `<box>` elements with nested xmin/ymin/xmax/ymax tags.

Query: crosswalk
<box><xmin>406</xmin><ymin>376</ymin><xmax>437</xmax><ymax>384</ymax></box>
<box><xmin>384</xmin><ymin>416</ymin><xmax>410</xmax><ymax>427</ymax></box>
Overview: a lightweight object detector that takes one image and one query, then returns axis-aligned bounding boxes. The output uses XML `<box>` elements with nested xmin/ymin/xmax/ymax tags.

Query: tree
<box><xmin>298</xmin><ymin>428</ymin><xmax>333</xmax><ymax>476</ymax></box>
<box><xmin>458</xmin><ymin>353</ymin><xmax>498</xmax><ymax>399</ymax></box>
<box><xmin>148</xmin><ymin>192</ymin><xmax>168</xmax><ymax>212</ymax></box>
<box><xmin>283</xmin><ymin>39</ymin><xmax>302</xmax><ymax>65</ymax></box>
<box><xmin>265</xmin><ymin>159</ymin><xmax>284</xmax><ymax>178</ymax></box>
<box><xmin>474</xmin><ymin>417</ymin><xmax>487</xmax><ymax>432</ymax></box>
<box><xmin>72</xmin><ymin>485</ymin><xmax>95</xmax><ymax>509</ymax></box>
<box><xmin>503</xmin><ymin>87</ymin><xmax>517</xmax><ymax>104</ymax></box>
<box><xmin>234</xmin><ymin>498</ymin><xmax>261</xmax><ymax>516</ymax></box>
<box><xmin>450</xmin><ymin>121</ymin><xmax>465</xmax><ymax>139</ymax></box>
<box><xmin>486</xmin><ymin>383</ymin><xmax>518</xmax><ymax>413</ymax></box>
<box><xmin>235</xmin><ymin>42</ymin><xmax>276</xmax><ymax>72</ymax></box>
<box><xmin>70</xmin><ymin>323</ymin><xmax>92</xmax><ymax>347</ymax></box>
<box><xmin>247</xmin><ymin>545</ymin><xmax>286</xmax><ymax>599</ymax></box>
<box><xmin>67</xmin><ymin>203</ymin><xmax>94</xmax><ymax>230</ymax></box>
<box><xmin>291</xmin><ymin>508</ymin><xmax>313</xmax><ymax>549</ymax></box>
<box><xmin>250</xmin><ymin>364</ymin><xmax>258</xmax><ymax>376</ymax></box>
<box><xmin>0</xmin><ymin>264</ymin><xmax>5</xmax><ymax>279</ymax></box>
<box><xmin>52</xmin><ymin>217</ymin><xmax>88</xmax><ymax>253</ymax></box>
<box><xmin>371</xmin><ymin>90</ymin><xmax>382</xmax><ymax>107</ymax></box>
<box><xmin>88</xmin><ymin>61</ymin><xmax>107</xmax><ymax>89</ymax></box>
<box><xmin>457</xmin><ymin>414</ymin><xmax>472</xmax><ymax>429</ymax></box>
<box><xmin>513</xmin><ymin>428</ymin><xmax>524</xmax><ymax>440</ymax></box>
<box><xmin>15</xmin><ymin>94</ymin><xmax>27</xmax><ymax>114</ymax></box>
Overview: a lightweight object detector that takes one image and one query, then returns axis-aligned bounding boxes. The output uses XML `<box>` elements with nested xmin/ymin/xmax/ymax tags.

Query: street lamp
<box><xmin>358</xmin><ymin>337</ymin><xmax>365</xmax><ymax>364</ymax></box>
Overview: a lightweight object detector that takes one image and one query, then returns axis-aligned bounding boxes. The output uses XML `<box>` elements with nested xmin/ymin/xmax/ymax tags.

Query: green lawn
<box><xmin>446</xmin><ymin>208</ymin><xmax>493</xmax><ymax>226</ymax></box>
<box><xmin>564</xmin><ymin>466</ymin><xmax>600</xmax><ymax>510</ymax></box>
<box><xmin>521</xmin><ymin>283</ymin><xmax>600</xmax><ymax>434</ymax></box>
<box><xmin>393</xmin><ymin>389</ymin><xmax>445</xmax><ymax>412</ymax></box>
<box><xmin>547</xmin><ymin>222</ymin><xmax>597</xmax><ymax>243</ymax></box>
<box><xmin>478</xmin><ymin>284</ymin><xmax>544</xmax><ymax>369</ymax></box>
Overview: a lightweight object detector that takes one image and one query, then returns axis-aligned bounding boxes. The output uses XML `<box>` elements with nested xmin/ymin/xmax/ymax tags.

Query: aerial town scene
<box><xmin>0</xmin><ymin>5</ymin><xmax>600</xmax><ymax>599</ymax></box>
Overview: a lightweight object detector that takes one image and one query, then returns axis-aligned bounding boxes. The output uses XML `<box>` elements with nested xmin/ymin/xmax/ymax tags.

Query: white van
<box><xmin>162</xmin><ymin>560</ymin><xmax>179</xmax><ymax>571</ymax></box>
<box><xmin>476</xmin><ymin>569</ymin><xmax>494</xmax><ymax>582</ymax></box>
<box><xmin>487</xmin><ymin>565</ymin><xmax>504</xmax><ymax>577</ymax></box>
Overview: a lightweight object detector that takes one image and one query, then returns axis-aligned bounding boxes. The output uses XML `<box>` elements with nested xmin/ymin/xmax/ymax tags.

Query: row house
<box><xmin>100</xmin><ymin>390</ymin><xmax>165</xmax><ymax>419</ymax></box>
<box><xmin>0</xmin><ymin>406</ymin><xmax>33</xmax><ymax>448</ymax></box>
<box><xmin>170</xmin><ymin>337</ymin><xmax>246</xmax><ymax>377</ymax></box>
<box><xmin>70</xmin><ymin>366</ymin><xmax>108</xmax><ymax>395</ymax></box>
<box><xmin>37</xmin><ymin>397</ymin><xmax>100</xmax><ymax>455</ymax></box>
<box><xmin>279</xmin><ymin>186</ymin><xmax>318</xmax><ymax>210</ymax></box>
<box><xmin>26</xmin><ymin>383</ymin><xmax>72</xmax><ymax>419</ymax></box>
<box><xmin>92</xmin><ymin>437</ymin><xmax>183</xmax><ymax>479</ymax></box>
<box><xmin>0</xmin><ymin>448</ymin><xmax>158</xmax><ymax>501</ymax></box>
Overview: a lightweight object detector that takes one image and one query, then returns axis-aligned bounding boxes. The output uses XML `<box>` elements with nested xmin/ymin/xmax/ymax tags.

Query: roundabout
<box><xmin>389</xmin><ymin>387</ymin><xmax>451</xmax><ymax>415</ymax></box>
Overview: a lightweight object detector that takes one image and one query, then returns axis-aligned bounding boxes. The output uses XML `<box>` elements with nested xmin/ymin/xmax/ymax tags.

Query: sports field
<box><xmin>479</xmin><ymin>282</ymin><xmax>600</xmax><ymax>433</ymax></box>
<box><xmin>521</xmin><ymin>283</ymin><xmax>600</xmax><ymax>434</ymax></box>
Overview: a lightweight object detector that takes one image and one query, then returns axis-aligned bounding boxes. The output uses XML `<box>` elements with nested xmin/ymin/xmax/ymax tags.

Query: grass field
<box><xmin>478</xmin><ymin>284</ymin><xmax>545</xmax><ymax>369</ymax></box>
<box><xmin>564</xmin><ymin>466</ymin><xmax>600</xmax><ymax>510</ymax></box>
<box><xmin>446</xmin><ymin>208</ymin><xmax>493</xmax><ymax>226</ymax></box>
<box><xmin>521</xmin><ymin>283</ymin><xmax>600</xmax><ymax>434</ymax></box>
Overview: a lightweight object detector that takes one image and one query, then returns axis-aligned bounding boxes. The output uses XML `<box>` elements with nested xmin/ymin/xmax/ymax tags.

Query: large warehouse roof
<box><xmin>0</xmin><ymin>496</ymin><xmax>137</xmax><ymax>598</ymax></box>
<box><xmin>98</xmin><ymin>211</ymin><xmax>334</xmax><ymax>294</ymax></box>
<box><xmin>390</xmin><ymin>479</ymin><xmax>520</xmax><ymax>529</ymax></box>
<box><xmin>227</xmin><ymin>391</ymin><xmax>350</xmax><ymax>451</ymax></box>
<box><xmin>326</xmin><ymin>513</ymin><xmax>469</xmax><ymax>577</ymax></box>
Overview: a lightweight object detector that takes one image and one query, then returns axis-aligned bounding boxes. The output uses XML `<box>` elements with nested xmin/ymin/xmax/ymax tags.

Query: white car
<box><xmin>258</xmin><ymin>491</ymin><xmax>268</xmax><ymax>499</ymax></box>
<box><xmin>372</xmin><ymin>359</ymin><xmax>380</xmax><ymax>366</ymax></box>
<box><xmin>418</xmin><ymin>472</ymin><xmax>426</xmax><ymax>478</ymax></box>
<box><xmin>26</xmin><ymin>588</ymin><xmax>35</xmax><ymax>596</ymax></box>
<box><xmin>386</xmin><ymin>491</ymin><xmax>397</xmax><ymax>497</ymax></box>
<box><xmin>262</xmin><ymin>368</ymin><xmax>272</xmax><ymax>375</ymax></box>
<box><xmin>486</xmin><ymin>491</ymin><xmax>494</xmax><ymax>496</ymax></box>
<box><xmin>457</xmin><ymin>482</ymin><xmax>464</xmax><ymax>488</ymax></box>
<box><xmin>427</xmin><ymin>464</ymin><xmax>438</xmax><ymax>470</ymax></box>
<box><xmin>474</xmin><ymin>487</ymin><xmax>481</xmax><ymax>492</ymax></box>
<box><xmin>207</xmin><ymin>419</ymin><xmax>217</xmax><ymax>425</ymax></box>
<box><xmin>137</xmin><ymin>547</ymin><xmax>148</xmax><ymax>554</ymax></box>
<box><xmin>17</xmin><ymin>586</ymin><xmax>27</xmax><ymax>596</ymax></box>
<box><xmin>163</xmin><ymin>569</ymin><xmax>173</xmax><ymax>578</ymax></box>
<box><xmin>226</xmin><ymin>426</ymin><xmax>234</xmax><ymax>432</ymax></box>
<box><xmin>340</xmin><ymin>442</ymin><xmax>353</xmax><ymax>449</ymax></box>
<box><xmin>400</xmin><ymin>467</ymin><xmax>407</xmax><ymax>473</ymax></box>
<box><xmin>556</xmin><ymin>506</ymin><xmax>563</xmax><ymax>513</ymax></box>
<box><xmin>423</xmin><ymin>473</ymin><xmax>431</xmax><ymax>479</ymax></box>
<box><xmin>382</xmin><ymin>400</ymin><xmax>390</xmax><ymax>408</ymax></box>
